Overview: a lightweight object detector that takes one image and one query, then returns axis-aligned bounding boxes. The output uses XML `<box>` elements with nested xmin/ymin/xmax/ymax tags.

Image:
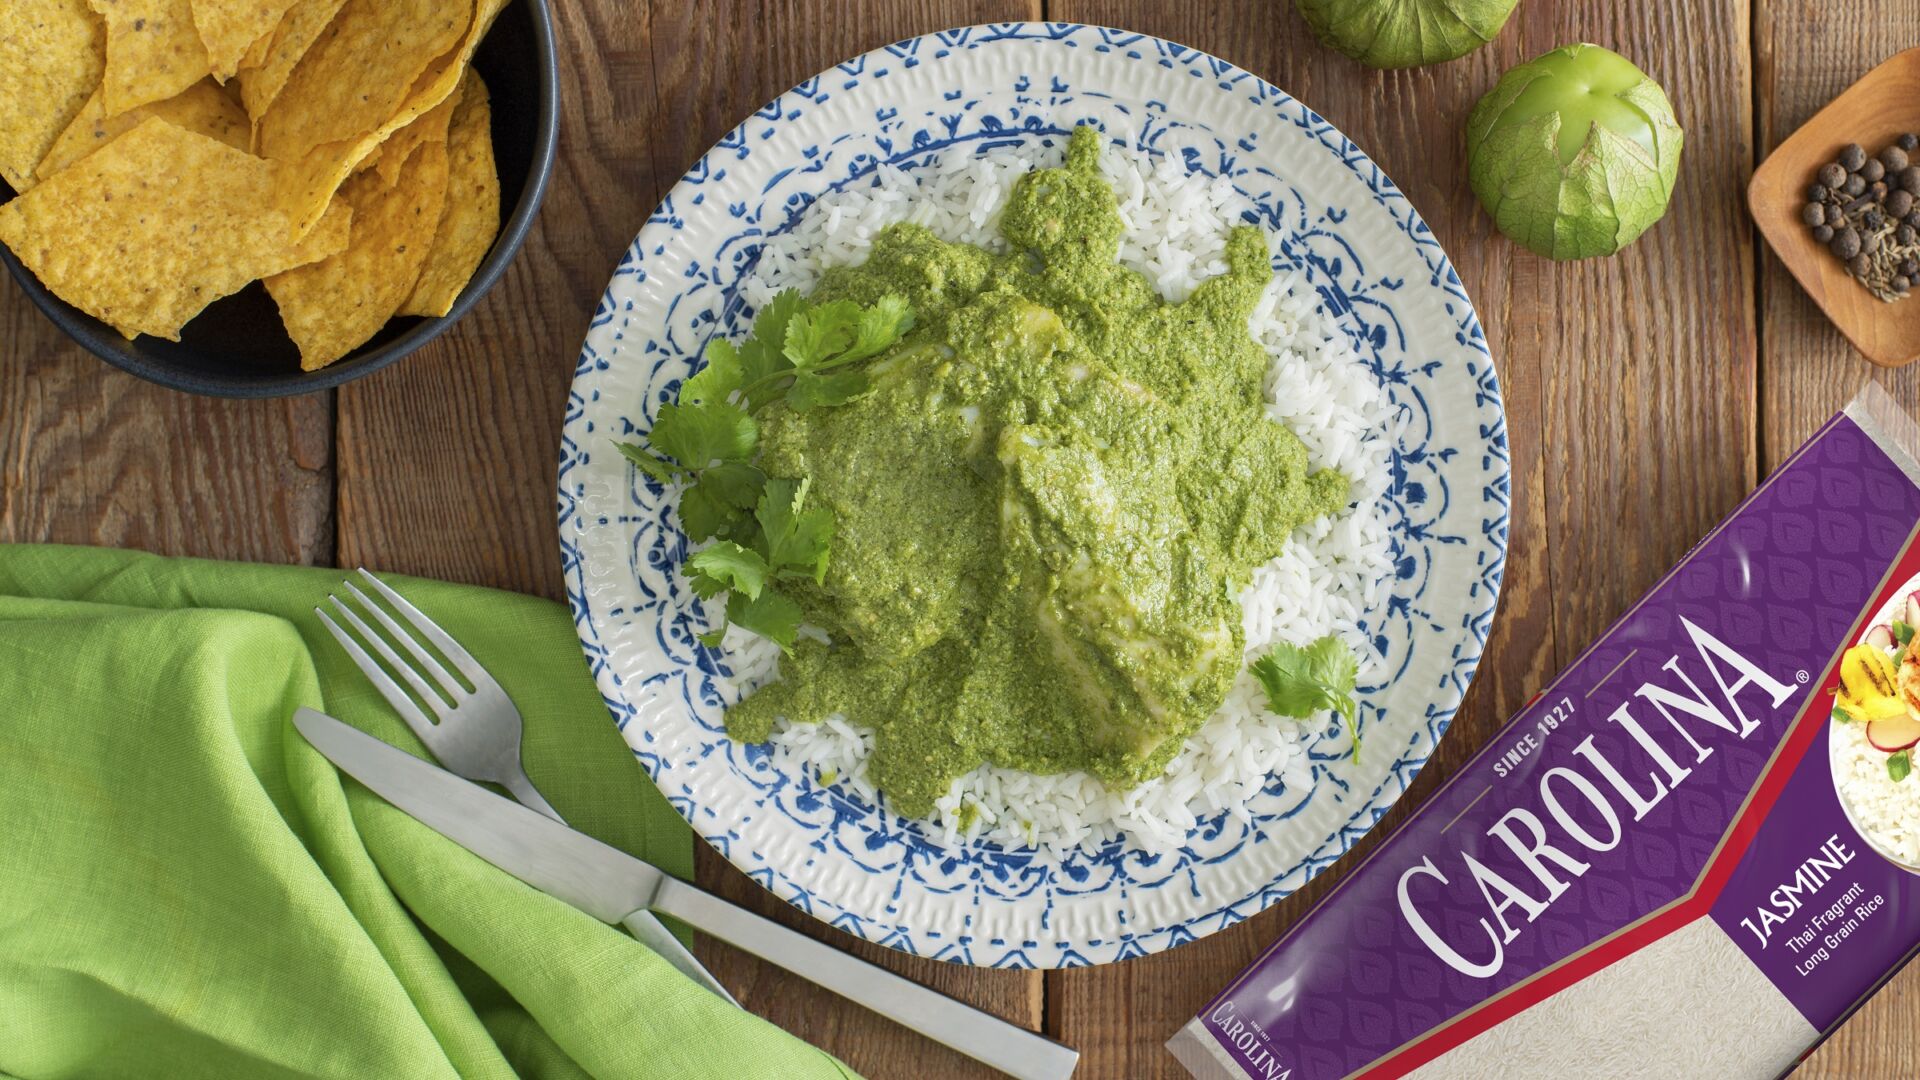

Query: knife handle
<box><xmin>649</xmin><ymin>877</ymin><xmax>1078</xmax><ymax>1080</ymax></box>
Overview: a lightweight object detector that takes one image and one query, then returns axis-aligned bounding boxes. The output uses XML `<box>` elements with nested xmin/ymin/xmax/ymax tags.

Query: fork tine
<box><xmin>339</xmin><ymin>579</ymin><xmax>467</xmax><ymax>702</ymax></box>
<box><xmin>326</xmin><ymin>594</ymin><xmax>453</xmax><ymax>720</ymax></box>
<box><xmin>355</xmin><ymin>568</ymin><xmax>491</xmax><ymax>689</ymax></box>
<box><xmin>315</xmin><ymin>605</ymin><xmax>440</xmax><ymax>744</ymax></box>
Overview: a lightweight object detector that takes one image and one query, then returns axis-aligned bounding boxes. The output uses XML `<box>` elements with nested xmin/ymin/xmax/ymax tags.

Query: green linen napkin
<box><xmin>0</xmin><ymin>544</ymin><xmax>859</xmax><ymax>1080</ymax></box>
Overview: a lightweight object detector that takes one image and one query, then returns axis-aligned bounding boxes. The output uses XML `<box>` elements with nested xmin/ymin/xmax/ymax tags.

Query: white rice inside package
<box><xmin>1170</xmin><ymin>385</ymin><xmax>1920</xmax><ymax>1079</ymax></box>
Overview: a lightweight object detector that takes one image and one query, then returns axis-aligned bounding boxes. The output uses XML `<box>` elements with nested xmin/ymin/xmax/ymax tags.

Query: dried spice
<box><xmin>1805</xmin><ymin>134</ymin><xmax>1920</xmax><ymax>302</ymax></box>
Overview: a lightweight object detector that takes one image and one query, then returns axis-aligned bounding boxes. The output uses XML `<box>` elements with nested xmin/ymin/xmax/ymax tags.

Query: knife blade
<box><xmin>295</xmin><ymin>707</ymin><xmax>662</xmax><ymax>921</ymax></box>
<box><xmin>294</xmin><ymin>707</ymin><xmax>1079</xmax><ymax>1080</ymax></box>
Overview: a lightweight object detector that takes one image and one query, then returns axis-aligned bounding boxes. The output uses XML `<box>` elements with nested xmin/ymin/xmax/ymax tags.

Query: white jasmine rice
<box><xmin>1831</xmin><ymin>713</ymin><xmax>1920</xmax><ymax>865</ymax></box>
<box><xmin>709</xmin><ymin>136</ymin><xmax>1398</xmax><ymax>856</ymax></box>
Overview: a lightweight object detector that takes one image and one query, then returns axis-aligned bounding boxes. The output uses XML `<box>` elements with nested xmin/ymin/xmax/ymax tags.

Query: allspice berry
<box><xmin>1864</xmin><ymin>158</ymin><xmax>1887</xmax><ymax>182</ymax></box>
<box><xmin>1890</xmin><ymin>189</ymin><xmax>1917</xmax><ymax>219</ymax></box>
<box><xmin>1835</xmin><ymin>226</ymin><xmax>1863</xmax><ymax>259</ymax></box>
<box><xmin>1846</xmin><ymin>174</ymin><xmax>1869</xmax><ymax>196</ymax></box>
<box><xmin>1821</xmin><ymin>162</ymin><xmax>1849</xmax><ymax>189</ymax></box>
<box><xmin>1851</xmin><ymin>252</ymin><xmax>1874</xmax><ymax>277</ymax></box>
<box><xmin>1815</xmin><ymin>224</ymin><xmax>1836</xmax><ymax>242</ymax></box>
<box><xmin>1842</xmin><ymin>143</ymin><xmax>1869</xmax><ymax>171</ymax></box>
<box><xmin>1903</xmin><ymin>166</ymin><xmax>1920</xmax><ymax>196</ymax></box>
<box><xmin>1884</xmin><ymin>145</ymin><xmax>1911</xmax><ymax>172</ymax></box>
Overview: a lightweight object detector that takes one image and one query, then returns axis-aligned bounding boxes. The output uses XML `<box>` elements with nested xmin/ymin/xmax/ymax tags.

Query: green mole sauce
<box><xmin>728</xmin><ymin>127</ymin><xmax>1347</xmax><ymax>816</ymax></box>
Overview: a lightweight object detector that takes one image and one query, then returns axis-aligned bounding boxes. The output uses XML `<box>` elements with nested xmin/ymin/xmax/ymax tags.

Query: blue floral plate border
<box><xmin>557</xmin><ymin>22</ymin><xmax>1508</xmax><ymax>968</ymax></box>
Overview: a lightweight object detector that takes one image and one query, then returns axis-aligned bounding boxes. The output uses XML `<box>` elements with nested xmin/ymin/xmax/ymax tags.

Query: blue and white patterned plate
<box><xmin>558</xmin><ymin>23</ymin><xmax>1507</xmax><ymax>968</ymax></box>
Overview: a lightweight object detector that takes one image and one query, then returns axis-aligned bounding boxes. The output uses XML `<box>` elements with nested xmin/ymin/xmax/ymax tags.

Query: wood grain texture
<box><xmin>0</xmin><ymin>295</ymin><xmax>332</xmax><ymax>564</ymax></box>
<box><xmin>1047</xmin><ymin>1</ymin><xmax>1757</xmax><ymax>1076</ymax></box>
<box><xmin>1759</xmin><ymin>2</ymin><xmax>1920</xmax><ymax>1075</ymax></box>
<box><xmin>4</xmin><ymin>0</ymin><xmax>1916</xmax><ymax>1076</ymax></box>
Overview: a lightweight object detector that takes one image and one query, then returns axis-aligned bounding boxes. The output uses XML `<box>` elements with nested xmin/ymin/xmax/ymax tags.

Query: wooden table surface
<box><xmin>4</xmin><ymin>1</ymin><xmax>1917</xmax><ymax>1076</ymax></box>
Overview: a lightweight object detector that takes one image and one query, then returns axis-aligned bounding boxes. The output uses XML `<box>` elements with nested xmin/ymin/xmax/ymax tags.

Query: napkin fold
<box><xmin>0</xmin><ymin>544</ymin><xmax>858</xmax><ymax>1080</ymax></box>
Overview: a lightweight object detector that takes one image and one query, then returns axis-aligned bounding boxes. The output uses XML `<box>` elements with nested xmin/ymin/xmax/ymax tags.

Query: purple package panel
<box><xmin>1169</xmin><ymin>389</ymin><xmax>1920</xmax><ymax>1080</ymax></box>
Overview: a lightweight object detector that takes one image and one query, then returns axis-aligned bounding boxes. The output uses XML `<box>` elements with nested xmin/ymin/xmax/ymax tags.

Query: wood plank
<box><xmin>1756</xmin><ymin>2</ymin><xmax>1920</xmax><ymax>1074</ymax></box>
<box><xmin>1045</xmin><ymin>2</ymin><xmax>1755</xmax><ymax>1075</ymax></box>
<box><xmin>0</xmin><ymin>295</ymin><xmax>333</xmax><ymax>564</ymax></box>
<box><xmin>331</xmin><ymin>3</ymin><xmax>1043</xmax><ymax>1077</ymax></box>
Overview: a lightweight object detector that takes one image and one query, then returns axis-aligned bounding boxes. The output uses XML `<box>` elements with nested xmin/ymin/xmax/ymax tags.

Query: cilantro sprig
<box><xmin>1250</xmin><ymin>635</ymin><xmax>1362</xmax><ymax>763</ymax></box>
<box><xmin>614</xmin><ymin>289</ymin><xmax>913</xmax><ymax>650</ymax></box>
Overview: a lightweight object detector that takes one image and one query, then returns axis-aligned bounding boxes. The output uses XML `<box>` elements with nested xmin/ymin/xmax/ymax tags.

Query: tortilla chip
<box><xmin>254</xmin><ymin>0</ymin><xmax>467</xmax><ymax>164</ymax></box>
<box><xmin>188</xmin><ymin>0</ymin><xmax>300</xmax><ymax>81</ymax></box>
<box><xmin>400</xmin><ymin>70</ymin><xmax>495</xmax><ymax>318</ymax></box>
<box><xmin>265</xmin><ymin>132</ymin><xmax>450</xmax><ymax>369</ymax></box>
<box><xmin>0</xmin><ymin>117</ymin><xmax>346</xmax><ymax>339</ymax></box>
<box><xmin>0</xmin><ymin>0</ymin><xmax>106</xmax><ymax>191</ymax></box>
<box><xmin>386</xmin><ymin>0</ymin><xmax>507</xmax><ymax>142</ymax></box>
<box><xmin>234</xmin><ymin>0</ymin><xmax>342</xmax><ymax>122</ymax></box>
<box><xmin>89</xmin><ymin>0</ymin><xmax>212</xmax><ymax>117</ymax></box>
<box><xmin>284</xmin><ymin>194</ymin><xmax>351</xmax><ymax>264</ymax></box>
<box><xmin>264</xmin><ymin>0</ymin><xmax>502</xmax><ymax>240</ymax></box>
<box><xmin>38</xmin><ymin>77</ymin><xmax>247</xmax><ymax>178</ymax></box>
<box><xmin>355</xmin><ymin>80</ymin><xmax>457</xmax><ymax>186</ymax></box>
<box><xmin>236</xmin><ymin>13</ymin><xmax>274</xmax><ymax>71</ymax></box>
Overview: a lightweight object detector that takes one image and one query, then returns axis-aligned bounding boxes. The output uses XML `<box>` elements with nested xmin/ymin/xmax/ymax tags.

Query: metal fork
<box><xmin>316</xmin><ymin>567</ymin><xmax>736</xmax><ymax>1005</ymax></box>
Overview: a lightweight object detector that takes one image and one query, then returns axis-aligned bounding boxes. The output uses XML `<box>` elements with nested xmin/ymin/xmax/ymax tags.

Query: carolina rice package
<box><xmin>1169</xmin><ymin>386</ymin><xmax>1920</xmax><ymax>1079</ymax></box>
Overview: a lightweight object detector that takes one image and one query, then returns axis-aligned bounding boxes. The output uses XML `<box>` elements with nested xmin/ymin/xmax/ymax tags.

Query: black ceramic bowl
<box><xmin>0</xmin><ymin>0</ymin><xmax>558</xmax><ymax>397</ymax></box>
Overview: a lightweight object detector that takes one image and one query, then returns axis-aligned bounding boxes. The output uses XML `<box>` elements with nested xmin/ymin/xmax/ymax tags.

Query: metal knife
<box><xmin>294</xmin><ymin>707</ymin><xmax>1078</xmax><ymax>1080</ymax></box>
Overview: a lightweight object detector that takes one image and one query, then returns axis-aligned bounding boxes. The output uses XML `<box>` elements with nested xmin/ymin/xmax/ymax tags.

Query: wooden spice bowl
<box><xmin>1751</xmin><ymin>46</ymin><xmax>1920</xmax><ymax>368</ymax></box>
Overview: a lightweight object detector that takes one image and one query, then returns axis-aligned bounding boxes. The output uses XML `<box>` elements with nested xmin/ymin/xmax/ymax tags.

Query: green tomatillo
<box><xmin>1295</xmin><ymin>0</ymin><xmax>1520</xmax><ymax>69</ymax></box>
<box><xmin>1468</xmin><ymin>43</ymin><xmax>1685</xmax><ymax>260</ymax></box>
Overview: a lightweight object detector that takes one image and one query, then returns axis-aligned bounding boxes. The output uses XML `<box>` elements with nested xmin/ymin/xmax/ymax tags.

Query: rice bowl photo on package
<box><xmin>1831</xmin><ymin>572</ymin><xmax>1920</xmax><ymax>871</ymax></box>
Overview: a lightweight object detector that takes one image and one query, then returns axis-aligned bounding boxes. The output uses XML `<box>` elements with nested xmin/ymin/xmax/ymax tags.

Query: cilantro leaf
<box><xmin>678</xmin><ymin>465</ymin><xmax>764</xmax><ymax>543</ymax></box>
<box><xmin>1896</xmin><ymin>620</ymin><xmax>1916</xmax><ymax>648</ymax></box>
<box><xmin>651</xmin><ymin>399</ymin><xmax>757</xmax><ymax>469</ymax></box>
<box><xmin>616</xmin><ymin>441</ymin><xmax>683</xmax><ymax>485</ymax></box>
<box><xmin>686</xmin><ymin>541</ymin><xmax>770</xmax><ymax>601</ymax></box>
<box><xmin>725</xmin><ymin>588</ymin><xmax>803</xmax><ymax>650</ymax></box>
<box><xmin>1892</xmin><ymin>749</ymin><xmax>1913</xmax><ymax>783</ymax></box>
<box><xmin>840</xmin><ymin>294</ymin><xmax>914</xmax><ymax>363</ymax></box>
<box><xmin>745</xmin><ymin>291</ymin><xmax>804</xmax><ymax>379</ymax></box>
<box><xmin>784</xmin><ymin>300</ymin><xmax>861</xmax><ymax>368</ymax></box>
<box><xmin>677</xmin><ymin>482</ymin><xmax>734</xmax><ymax>543</ymax></box>
<box><xmin>758</xmin><ymin>477</ymin><xmax>834</xmax><ymax>583</ymax></box>
<box><xmin>786</xmin><ymin>369</ymin><xmax>874</xmax><ymax>413</ymax></box>
<box><xmin>681</xmin><ymin>338</ymin><xmax>743</xmax><ymax>406</ymax></box>
<box><xmin>1834</xmin><ymin>703</ymin><xmax>1858</xmax><ymax>724</ymax></box>
<box><xmin>1250</xmin><ymin>635</ymin><xmax>1361</xmax><ymax>762</ymax></box>
<box><xmin>694</xmin><ymin>461</ymin><xmax>765</xmax><ymax>510</ymax></box>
